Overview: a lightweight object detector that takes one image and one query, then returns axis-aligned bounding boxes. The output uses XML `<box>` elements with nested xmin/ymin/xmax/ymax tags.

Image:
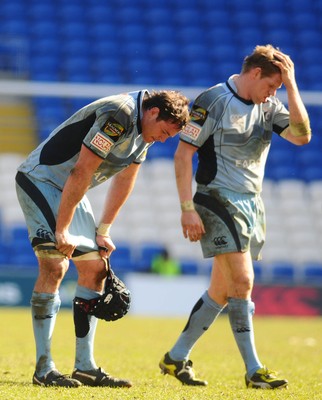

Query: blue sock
<box><xmin>74</xmin><ymin>285</ymin><xmax>101</xmax><ymax>371</ymax></box>
<box><xmin>170</xmin><ymin>291</ymin><xmax>225</xmax><ymax>361</ymax></box>
<box><xmin>227</xmin><ymin>298</ymin><xmax>262</xmax><ymax>377</ymax></box>
<box><xmin>31</xmin><ymin>291</ymin><xmax>61</xmax><ymax>376</ymax></box>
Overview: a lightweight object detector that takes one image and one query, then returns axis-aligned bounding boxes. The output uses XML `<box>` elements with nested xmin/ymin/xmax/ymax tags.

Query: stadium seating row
<box><xmin>1</xmin><ymin>0</ymin><xmax>322</xmax><ymax>89</ymax></box>
<box><xmin>0</xmin><ymin>155</ymin><xmax>322</xmax><ymax>284</ymax></box>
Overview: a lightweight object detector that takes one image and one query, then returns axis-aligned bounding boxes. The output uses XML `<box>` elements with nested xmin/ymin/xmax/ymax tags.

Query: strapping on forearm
<box><xmin>96</xmin><ymin>223</ymin><xmax>112</xmax><ymax>237</ymax></box>
<box><xmin>180</xmin><ymin>200</ymin><xmax>195</xmax><ymax>212</ymax></box>
<box><xmin>289</xmin><ymin>118</ymin><xmax>311</xmax><ymax>137</ymax></box>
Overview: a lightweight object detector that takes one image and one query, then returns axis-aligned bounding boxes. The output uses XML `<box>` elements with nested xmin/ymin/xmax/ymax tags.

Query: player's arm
<box><xmin>174</xmin><ymin>140</ymin><xmax>205</xmax><ymax>242</ymax></box>
<box><xmin>56</xmin><ymin>145</ymin><xmax>103</xmax><ymax>258</ymax></box>
<box><xmin>96</xmin><ymin>162</ymin><xmax>141</xmax><ymax>254</ymax></box>
<box><xmin>273</xmin><ymin>50</ymin><xmax>311</xmax><ymax>145</ymax></box>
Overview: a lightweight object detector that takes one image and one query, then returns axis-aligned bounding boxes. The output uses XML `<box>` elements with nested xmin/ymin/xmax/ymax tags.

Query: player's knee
<box><xmin>75</xmin><ymin>257</ymin><xmax>107</xmax><ymax>289</ymax></box>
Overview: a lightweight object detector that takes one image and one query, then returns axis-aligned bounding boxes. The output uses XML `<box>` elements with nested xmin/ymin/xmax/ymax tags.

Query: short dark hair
<box><xmin>142</xmin><ymin>90</ymin><xmax>190</xmax><ymax>129</ymax></box>
<box><xmin>242</xmin><ymin>44</ymin><xmax>281</xmax><ymax>78</ymax></box>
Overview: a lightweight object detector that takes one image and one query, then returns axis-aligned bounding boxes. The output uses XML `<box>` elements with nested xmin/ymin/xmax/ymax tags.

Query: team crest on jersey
<box><xmin>190</xmin><ymin>105</ymin><xmax>208</xmax><ymax>127</ymax></box>
<box><xmin>90</xmin><ymin>132</ymin><xmax>114</xmax><ymax>156</ymax></box>
<box><xmin>102</xmin><ymin>117</ymin><xmax>124</xmax><ymax>142</ymax></box>
<box><xmin>230</xmin><ymin>114</ymin><xmax>245</xmax><ymax>130</ymax></box>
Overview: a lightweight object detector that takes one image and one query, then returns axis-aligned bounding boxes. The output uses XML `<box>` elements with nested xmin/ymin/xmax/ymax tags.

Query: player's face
<box><xmin>142</xmin><ymin>107</ymin><xmax>180</xmax><ymax>143</ymax></box>
<box><xmin>252</xmin><ymin>72</ymin><xmax>282</xmax><ymax>104</ymax></box>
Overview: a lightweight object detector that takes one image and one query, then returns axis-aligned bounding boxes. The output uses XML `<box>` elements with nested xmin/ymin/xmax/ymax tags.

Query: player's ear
<box><xmin>149</xmin><ymin>107</ymin><xmax>160</xmax><ymax>119</ymax></box>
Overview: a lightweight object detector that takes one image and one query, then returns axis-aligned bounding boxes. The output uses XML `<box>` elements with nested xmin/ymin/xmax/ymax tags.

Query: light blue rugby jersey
<box><xmin>18</xmin><ymin>90</ymin><xmax>152</xmax><ymax>190</ymax></box>
<box><xmin>180</xmin><ymin>76</ymin><xmax>290</xmax><ymax>194</ymax></box>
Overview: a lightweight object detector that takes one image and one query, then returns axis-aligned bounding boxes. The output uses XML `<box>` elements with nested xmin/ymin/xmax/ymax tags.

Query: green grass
<box><xmin>1</xmin><ymin>307</ymin><xmax>322</xmax><ymax>400</ymax></box>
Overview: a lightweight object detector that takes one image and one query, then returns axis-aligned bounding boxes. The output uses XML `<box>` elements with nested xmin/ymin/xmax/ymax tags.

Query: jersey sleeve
<box><xmin>270</xmin><ymin>97</ymin><xmax>290</xmax><ymax>135</ymax></box>
<box><xmin>179</xmin><ymin>91</ymin><xmax>216</xmax><ymax>147</ymax></box>
<box><xmin>83</xmin><ymin>102</ymin><xmax>132</xmax><ymax>159</ymax></box>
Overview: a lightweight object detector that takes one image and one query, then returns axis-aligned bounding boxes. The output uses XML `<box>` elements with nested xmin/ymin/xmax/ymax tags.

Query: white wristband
<box><xmin>96</xmin><ymin>223</ymin><xmax>112</xmax><ymax>237</ymax></box>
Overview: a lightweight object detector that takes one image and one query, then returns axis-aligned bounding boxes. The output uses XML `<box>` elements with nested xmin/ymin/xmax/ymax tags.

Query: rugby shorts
<box><xmin>15</xmin><ymin>171</ymin><xmax>98</xmax><ymax>256</ymax></box>
<box><xmin>194</xmin><ymin>187</ymin><xmax>265</xmax><ymax>260</ymax></box>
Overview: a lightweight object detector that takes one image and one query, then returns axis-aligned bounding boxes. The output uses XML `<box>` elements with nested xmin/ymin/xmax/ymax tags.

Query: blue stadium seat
<box><xmin>150</xmin><ymin>42</ymin><xmax>179</xmax><ymax>61</ymax></box>
<box><xmin>228</xmin><ymin>0</ymin><xmax>257</xmax><ymax>12</ymax></box>
<box><xmin>63</xmin><ymin>56</ymin><xmax>91</xmax><ymax>76</ymax></box>
<box><xmin>61</xmin><ymin>39</ymin><xmax>91</xmax><ymax>58</ymax></box>
<box><xmin>154</xmin><ymin>60</ymin><xmax>185</xmax><ymax>85</ymax></box>
<box><xmin>304</xmin><ymin>66</ymin><xmax>322</xmax><ymax>90</ymax></box>
<box><xmin>115</xmin><ymin>7</ymin><xmax>143</xmax><ymax>24</ymax></box>
<box><xmin>261</xmin><ymin>12</ymin><xmax>289</xmax><ymax>30</ymax></box>
<box><xmin>173</xmin><ymin>8</ymin><xmax>201</xmax><ymax>26</ymax></box>
<box><xmin>118</xmin><ymin>24</ymin><xmax>146</xmax><ymax>42</ymax></box>
<box><xmin>65</xmin><ymin>71</ymin><xmax>93</xmax><ymax>83</ymax></box>
<box><xmin>297</xmin><ymin>149</ymin><xmax>322</xmax><ymax>170</ymax></box>
<box><xmin>213</xmin><ymin>62</ymin><xmax>239</xmax><ymax>83</ymax></box>
<box><xmin>28</xmin><ymin>3</ymin><xmax>57</xmax><ymax>20</ymax></box>
<box><xmin>264</xmin><ymin>29</ymin><xmax>294</xmax><ymax>49</ymax></box>
<box><xmin>91</xmin><ymin>40</ymin><xmax>121</xmax><ymax>58</ymax></box>
<box><xmin>176</xmin><ymin>27</ymin><xmax>205</xmax><ymax>45</ymax></box>
<box><xmin>110</xmin><ymin>243</ymin><xmax>136</xmax><ymax>274</ymax></box>
<box><xmin>30</xmin><ymin>54</ymin><xmax>60</xmax><ymax>72</ymax></box>
<box><xmin>303</xmin><ymin>264</ymin><xmax>322</xmax><ymax>286</ymax></box>
<box><xmin>300</xmin><ymin>167</ymin><xmax>322</xmax><ymax>182</ymax></box>
<box><xmin>30</xmin><ymin>21</ymin><xmax>58</xmax><ymax>38</ymax></box>
<box><xmin>266</xmin><ymin>165</ymin><xmax>299</xmax><ymax>181</ymax></box>
<box><xmin>144</xmin><ymin>8</ymin><xmax>173</xmax><ymax>25</ymax></box>
<box><xmin>180</xmin><ymin>44</ymin><xmax>208</xmax><ymax>62</ymax></box>
<box><xmin>208</xmin><ymin>44</ymin><xmax>239</xmax><ymax>63</ymax></box>
<box><xmin>2</xmin><ymin>19</ymin><xmax>29</xmax><ymax>36</ymax></box>
<box><xmin>180</xmin><ymin>260</ymin><xmax>199</xmax><ymax>275</ymax></box>
<box><xmin>236</xmin><ymin>28</ymin><xmax>263</xmax><ymax>48</ymax></box>
<box><xmin>136</xmin><ymin>243</ymin><xmax>166</xmax><ymax>273</ymax></box>
<box><xmin>268</xmin><ymin>148</ymin><xmax>298</xmax><ymax>168</ymax></box>
<box><xmin>203</xmin><ymin>10</ymin><xmax>231</xmax><ymax>27</ymax></box>
<box><xmin>253</xmin><ymin>261</ymin><xmax>263</xmax><ymax>284</ymax></box>
<box><xmin>183</xmin><ymin>61</ymin><xmax>214</xmax><ymax>87</ymax></box>
<box><xmin>9</xmin><ymin>226</ymin><xmax>37</xmax><ymax>267</ymax></box>
<box><xmin>91</xmin><ymin>58</ymin><xmax>122</xmax><ymax>78</ymax></box>
<box><xmin>271</xmin><ymin>263</ymin><xmax>295</xmax><ymax>285</ymax></box>
<box><xmin>0</xmin><ymin>242</ymin><xmax>10</xmax><ymax>265</ymax></box>
<box><xmin>232</xmin><ymin>11</ymin><xmax>260</xmax><ymax>29</ymax></box>
<box><xmin>58</xmin><ymin>4</ymin><xmax>85</xmax><ymax>21</ymax></box>
<box><xmin>1</xmin><ymin>1</ymin><xmax>26</xmax><ymax>20</ymax></box>
<box><xmin>31</xmin><ymin>38</ymin><xmax>60</xmax><ymax>57</ymax></box>
<box><xmin>122</xmin><ymin>58</ymin><xmax>154</xmax><ymax>84</ymax></box>
<box><xmin>59</xmin><ymin>22</ymin><xmax>87</xmax><ymax>40</ymax></box>
<box><xmin>146</xmin><ymin>141</ymin><xmax>176</xmax><ymax>160</ymax></box>
<box><xmin>295</xmin><ymin>30</ymin><xmax>321</xmax><ymax>48</ymax></box>
<box><xmin>120</xmin><ymin>41</ymin><xmax>149</xmax><ymax>59</ymax></box>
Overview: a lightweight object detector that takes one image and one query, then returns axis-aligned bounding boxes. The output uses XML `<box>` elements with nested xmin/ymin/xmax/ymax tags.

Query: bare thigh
<box><xmin>208</xmin><ymin>251</ymin><xmax>254</xmax><ymax>304</ymax></box>
<box><xmin>35</xmin><ymin>256</ymin><xmax>69</xmax><ymax>293</ymax></box>
<box><xmin>74</xmin><ymin>258</ymin><xmax>108</xmax><ymax>292</ymax></box>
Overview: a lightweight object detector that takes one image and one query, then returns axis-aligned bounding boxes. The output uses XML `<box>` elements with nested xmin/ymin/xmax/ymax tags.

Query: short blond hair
<box><xmin>242</xmin><ymin>44</ymin><xmax>282</xmax><ymax>77</ymax></box>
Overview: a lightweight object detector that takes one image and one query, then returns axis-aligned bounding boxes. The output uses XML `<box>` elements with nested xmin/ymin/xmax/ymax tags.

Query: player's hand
<box><xmin>181</xmin><ymin>210</ymin><xmax>205</xmax><ymax>242</ymax></box>
<box><xmin>96</xmin><ymin>234</ymin><xmax>116</xmax><ymax>258</ymax></box>
<box><xmin>55</xmin><ymin>230</ymin><xmax>78</xmax><ymax>259</ymax></box>
<box><xmin>272</xmin><ymin>50</ymin><xmax>296</xmax><ymax>88</ymax></box>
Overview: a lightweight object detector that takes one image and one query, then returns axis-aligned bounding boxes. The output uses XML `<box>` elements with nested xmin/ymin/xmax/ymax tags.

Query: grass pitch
<box><xmin>0</xmin><ymin>307</ymin><xmax>321</xmax><ymax>400</ymax></box>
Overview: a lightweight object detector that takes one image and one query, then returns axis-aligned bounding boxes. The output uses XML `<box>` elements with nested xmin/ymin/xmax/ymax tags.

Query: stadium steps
<box><xmin>0</xmin><ymin>100</ymin><xmax>37</xmax><ymax>154</ymax></box>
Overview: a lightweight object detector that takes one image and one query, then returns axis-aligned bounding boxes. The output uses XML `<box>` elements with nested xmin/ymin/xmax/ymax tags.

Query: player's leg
<box><xmin>214</xmin><ymin>252</ymin><xmax>262</xmax><ymax>373</ymax></box>
<box><xmin>71</xmin><ymin>254</ymin><xmax>132</xmax><ymax>388</ymax></box>
<box><xmin>15</xmin><ymin>174</ymin><xmax>81</xmax><ymax>387</ymax></box>
<box><xmin>159</xmin><ymin>264</ymin><xmax>226</xmax><ymax>386</ymax></box>
<box><xmin>31</xmin><ymin>249</ymin><xmax>81</xmax><ymax>387</ymax></box>
<box><xmin>215</xmin><ymin>251</ymin><xmax>287</xmax><ymax>389</ymax></box>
